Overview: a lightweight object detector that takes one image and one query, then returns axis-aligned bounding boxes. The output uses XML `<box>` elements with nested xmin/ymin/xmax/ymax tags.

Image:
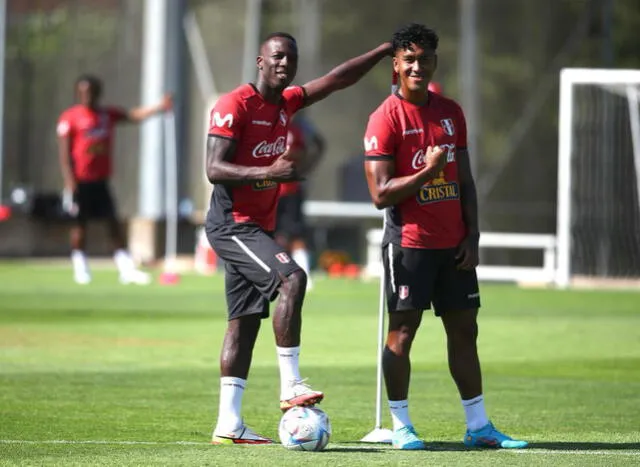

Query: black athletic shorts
<box><xmin>382</xmin><ymin>243</ymin><xmax>481</xmax><ymax>316</ymax></box>
<box><xmin>73</xmin><ymin>180</ymin><xmax>117</xmax><ymax>221</ymax></box>
<box><xmin>206</xmin><ymin>222</ymin><xmax>302</xmax><ymax>320</ymax></box>
<box><xmin>276</xmin><ymin>190</ymin><xmax>306</xmax><ymax>240</ymax></box>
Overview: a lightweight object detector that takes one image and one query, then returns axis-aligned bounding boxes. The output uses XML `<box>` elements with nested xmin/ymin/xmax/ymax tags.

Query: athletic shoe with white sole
<box><xmin>280</xmin><ymin>379</ymin><xmax>324</xmax><ymax>412</ymax></box>
<box><xmin>119</xmin><ymin>269</ymin><xmax>151</xmax><ymax>285</ymax></box>
<box><xmin>392</xmin><ymin>425</ymin><xmax>425</xmax><ymax>450</ymax></box>
<box><xmin>74</xmin><ymin>271</ymin><xmax>92</xmax><ymax>285</ymax></box>
<box><xmin>464</xmin><ymin>422</ymin><xmax>528</xmax><ymax>449</ymax></box>
<box><xmin>211</xmin><ymin>425</ymin><xmax>274</xmax><ymax>445</ymax></box>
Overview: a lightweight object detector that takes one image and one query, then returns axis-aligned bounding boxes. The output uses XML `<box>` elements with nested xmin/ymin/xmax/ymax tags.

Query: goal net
<box><xmin>556</xmin><ymin>69</ymin><xmax>640</xmax><ymax>287</ymax></box>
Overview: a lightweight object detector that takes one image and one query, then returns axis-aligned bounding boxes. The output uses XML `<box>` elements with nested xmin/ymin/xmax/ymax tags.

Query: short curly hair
<box><xmin>392</xmin><ymin>23</ymin><xmax>439</xmax><ymax>53</ymax></box>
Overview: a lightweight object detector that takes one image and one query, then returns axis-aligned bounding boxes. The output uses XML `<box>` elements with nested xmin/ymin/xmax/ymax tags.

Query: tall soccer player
<box><xmin>363</xmin><ymin>24</ymin><xmax>528</xmax><ymax>450</ymax></box>
<box><xmin>206</xmin><ymin>32</ymin><xmax>391</xmax><ymax>444</ymax></box>
<box><xmin>57</xmin><ymin>75</ymin><xmax>172</xmax><ymax>285</ymax></box>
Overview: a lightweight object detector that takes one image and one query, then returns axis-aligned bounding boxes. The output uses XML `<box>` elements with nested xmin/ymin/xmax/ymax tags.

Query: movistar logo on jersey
<box><xmin>417</xmin><ymin>175</ymin><xmax>459</xmax><ymax>204</ymax></box>
<box><xmin>211</xmin><ymin>112</ymin><xmax>233</xmax><ymax>128</ymax></box>
<box><xmin>364</xmin><ymin>136</ymin><xmax>378</xmax><ymax>151</ymax></box>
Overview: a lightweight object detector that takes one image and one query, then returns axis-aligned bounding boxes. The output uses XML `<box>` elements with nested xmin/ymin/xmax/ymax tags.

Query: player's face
<box><xmin>257</xmin><ymin>38</ymin><xmax>298</xmax><ymax>90</ymax></box>
<box><xmin>77</xmin><ymin>81</ymin><xmax>101</xmax><ymax>107</ymax></box>
<box><xmin>393</xmin><ymin>43</ymin><xmax>437</xmax><ymax>93</ymax></box>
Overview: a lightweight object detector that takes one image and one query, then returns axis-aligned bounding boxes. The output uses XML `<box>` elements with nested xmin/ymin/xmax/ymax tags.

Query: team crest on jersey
<box><xmin>399</xmin><ymin>285</ymin><xmax>410</xmax><ymax>300</ymax></box>
<box><xmin>279</xmin><ymin>110</ymin><xmax>288</xmax><ymax>127</ymax></box>
<box><xmin>440</xmin><ymin>118</ymin><xmax>455</xmax><ymax>136</ymax></box>
<box><xmin>276</xmin><ymin>252</ymin><xmax>291</xmax><ymax>264</ymax></box>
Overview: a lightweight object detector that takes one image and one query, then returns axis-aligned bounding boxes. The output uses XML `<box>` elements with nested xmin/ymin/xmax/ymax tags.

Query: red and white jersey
<box><xmin>57</xmin><ymin>105</ymin><xmax>128</xmax><ymax>182</ymax></box>
<box><xmin>364</xmin><ymin>91</ymin><xmax>468</xmax><ymax>249</ymax></box>
<box><xmin>206</xmin><ymin>84</ymin><xmax>305</xmax><ymax>231</ymax></box>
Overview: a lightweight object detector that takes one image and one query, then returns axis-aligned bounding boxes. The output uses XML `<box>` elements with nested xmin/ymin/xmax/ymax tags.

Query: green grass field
<box><xmin>0</xmin><ymin>262</ymin><xmax>639</xmax><ymax>466</ymax></box>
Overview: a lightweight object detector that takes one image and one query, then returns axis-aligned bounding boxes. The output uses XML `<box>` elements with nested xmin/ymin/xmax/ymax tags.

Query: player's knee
<box><xmin>447</xmin><ymin>320</ymin><xmax>478</xmax><ymax>345</ymax></box>
<box><xmin>281</xmin><ymin>269</ymin><xmax>307</xmax><ymax>296</ymax></box>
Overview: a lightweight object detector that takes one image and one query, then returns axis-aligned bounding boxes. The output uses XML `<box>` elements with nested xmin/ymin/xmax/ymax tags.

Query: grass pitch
<box><xmin>0</xmin><ymin>262</ymin><xmax>639</xmax><ymax>466</ymax></box>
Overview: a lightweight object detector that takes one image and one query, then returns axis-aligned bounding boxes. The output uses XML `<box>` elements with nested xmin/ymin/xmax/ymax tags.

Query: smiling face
<box><xmin>393</xmin><ymin>43</ymin><xmax>437</xmax><ymax>95</ymax></box>
<box><xmin>257</xmin><ymin>37</ymin><xmax>299</xmax><ymax>91</ymax></box>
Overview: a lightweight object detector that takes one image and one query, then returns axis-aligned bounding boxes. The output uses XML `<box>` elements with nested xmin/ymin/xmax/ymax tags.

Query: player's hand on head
<box><xmin>455</xmin><ymin>235</ymin><xmax>480</xmax><ymax>270</ymax></box>
<box><xmin>425</xmin><ymin>145</ymin><xmax>446</xmax><ymax>173</ymax></box>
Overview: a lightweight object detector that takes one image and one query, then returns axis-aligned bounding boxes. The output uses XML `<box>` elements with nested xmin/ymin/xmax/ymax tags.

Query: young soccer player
<box><xmin>363</xmin><ymin>23</ymin><xmax>528</xmax><ymax>450</ymax></box>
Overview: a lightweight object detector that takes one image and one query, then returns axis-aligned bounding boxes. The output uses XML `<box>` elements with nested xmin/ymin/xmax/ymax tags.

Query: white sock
<box><xmin>388</xmin><ymin>399</ymin><xmax>412</xmax><ymax>431</ymax></box>
<box><xmin>462</xmin><ymin>395</ymin><xmax>489</xmax><ymax>431</ymax></box>
<box><xmin>215</xmin><ymin>377</ymin><xmax>246</xmax><ymax>433</ymax></box>
<box><xmin>114</xmin><ymin>249</ymin><xmax>135</xmax><ymax>275</ymax></box>
<box><xmin>292</xmin><ymin>248</ymin><xmax>312</xmax><ymax>289</ymax></box>
<box><xmin>71</xmin><ymin>250</ymin><xmax>89</xmax><ymax>276</ymax></box>
<box><xmin>277</xmin><ymin>346</ymin><xmax>302</xmax><ymax>397</ymax></box>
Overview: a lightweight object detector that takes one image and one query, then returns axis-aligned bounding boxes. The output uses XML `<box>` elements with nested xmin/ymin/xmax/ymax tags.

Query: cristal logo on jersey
<box><xmin>364</xmin><ymin>136</ymin><xmax>378</xmax><ymax>152</ymax></box>
<box><xmin>411</xmin><ymin>143</ymin><xmax>456</xmax><ymax>169</ymax></box>
<box><xmin>279</xmin><ymin>110</ymin><xmax>288</xmax><ymax>127</ymax></box>
<box><xmin>417</xmin><ymin>171</ymin><xmax>459</xmax><ymax>205</ymax></box>
<box><xmin>252</xmin><ymin>136</ymin><xmax>286</xmax><ymax>158</ymax></box>
<box><xmin>440</xmin><ymin>118</ymin><xmax>455</xmax><ymax>136</ymax></box>
<box><xmin>253</xmin><ymin>180</ymin><xmax>278</xmax><ymax>191</ymax></box>
<box><xmin>211</xmin><ymin>112</ymin><xmax>234</xmax><ymax>128</ymax></box>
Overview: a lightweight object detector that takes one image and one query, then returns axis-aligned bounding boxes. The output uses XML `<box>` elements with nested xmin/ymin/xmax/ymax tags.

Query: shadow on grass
<box><xmin>342</xmin><ymin>441</ymin><xmax>640</xmax><ymax>452</ymax></box>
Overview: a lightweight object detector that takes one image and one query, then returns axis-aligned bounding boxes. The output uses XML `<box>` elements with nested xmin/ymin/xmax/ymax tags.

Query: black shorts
<box><xmin>276</xmin><ymin>190</ymin><xmax>306</xmax><ymax>240</ymax></box>
<box><xmin>73</xmin><ymin>181</ymin><xmax>117</xmax><ymax>221</ymax></box>
<box><xmin>206</xmin><ymin>222</ymin><xmax>302</xmax><ymax>320</ymax></box>
<box><xmin>382</xmin><ymin>244</ymin><xmax>481</xmax><ymax>316</ymax></box>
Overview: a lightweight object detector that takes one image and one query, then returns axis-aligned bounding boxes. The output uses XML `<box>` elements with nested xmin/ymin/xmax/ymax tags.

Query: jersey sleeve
<box><xmin>107</xmin><ymin>106</ymin><xmax>129</xmax><ymax>123</ymax></box>
<box><xmin>283</xmin><ymin>86</ymin><xmax>306</xmax><ymax>115</ymax></box>
<box><xmin>364</xmin><ymin>111</ymin><xmax>395</xmax><ymax>159</ymax></box>
<box><xmin>455</xmin><ymin>104</ymin><xmax>468</xmax><ymax>150</ymax></box>
<box><xmin>56</xmin><ymin>110</ymin><xmax>74</xmax><ymax>138</ymax></box>
<box><xmin>208</xmin><ymin>93</ymin><xmax>246</xmax><ymax>140</ymax></box>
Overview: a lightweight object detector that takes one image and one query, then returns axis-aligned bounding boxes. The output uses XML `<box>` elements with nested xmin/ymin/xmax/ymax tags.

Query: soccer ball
<box><xmin>278</xmin><ymin>406</ymin><xmax>331</xmax><ymax>451</ymax></box>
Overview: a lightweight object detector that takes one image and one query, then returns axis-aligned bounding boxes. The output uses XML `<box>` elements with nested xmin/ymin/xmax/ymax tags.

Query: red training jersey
<box><xmin>364</xmin><ymin>91</ymin><xmax>468</xmax><ymax>249</ymax></box>
<box><xmin>206</xmin><ymin>84</ymin><xmax>305</xmax><ymax>231</ymax></box>
<box><xmin>279</xmin><ymin>121</ymin><xmax>306</xmax><ymax>197</ymax></box>
<box><xmin>56</xmin><ymin>105</ymin><xmax>128</xmax><ymax>182</ymax></box>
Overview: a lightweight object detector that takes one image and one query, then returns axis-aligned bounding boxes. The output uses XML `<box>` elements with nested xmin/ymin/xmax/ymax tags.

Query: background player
<box><xmin>206</xmin><ymin>32</ymin><xmax>392</xmax><ymax>444</ymax></box>
<box><xmin>57</xmin><ymin>74</ymin><xmax>172</xmax><ymax>285</ymax></box>
<box><xmin>363</xmin><ymin>24</ymin><xmax>528</xmax><ymax>450</ymax></box>
<box><xmin>275</xmin><ymin>113</ymin><xmax>326</xmax><ymax>291</ymax></box>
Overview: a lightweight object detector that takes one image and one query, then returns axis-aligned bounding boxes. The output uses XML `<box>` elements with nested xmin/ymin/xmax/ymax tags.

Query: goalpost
<box><xmin>556</xmin><ymin>68</ymin><xmax>640</xmax><ymax>288</ymax></box>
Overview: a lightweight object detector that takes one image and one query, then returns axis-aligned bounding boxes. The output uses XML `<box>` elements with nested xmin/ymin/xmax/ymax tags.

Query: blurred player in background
<box><xmin>206</xmin><ymin>32</ymin><xmax>392</xmax><ymax>444</ymax></box>
<box><xmin>276</xmin><ymin>114</ymin><xmax>326</xmax><ymax>291</ymax></box>
<box><xmin>364</xmin><ymin>24</ymin><xmax>527</xmax><ymax>450</ymax></box>
<box><xmin>57</xmin><ymin>74</ymin><xmax>172</xmax><ymax>285</ymax></box>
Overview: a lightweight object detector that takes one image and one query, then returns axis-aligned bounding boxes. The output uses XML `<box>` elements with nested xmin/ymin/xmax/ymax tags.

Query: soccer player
<box><xmin>275</xmin><ymin>114</ymin><xmax>326</xmax><ymax>291</ymax></box>
<box><xmin>57</xmin><ymin>75</ymin><xmax>172</xmax><ymax>285</ymax></box>
<box><xmin>206</xmin><ymin>32</ymin><xmax>391</xmax><ymax>444</ymax></box>
<box><xmin>363</xmin><ymin>24</ymin><xmax>528</xmax><ymax>450</ymax></box>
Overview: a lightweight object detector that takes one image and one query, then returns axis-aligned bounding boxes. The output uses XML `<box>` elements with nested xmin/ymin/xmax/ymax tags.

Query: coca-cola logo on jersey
<box><xmin>411</xmin><ymin>143</ymin><xmax>456</xmax><ymax>169</ymax></box>
<box><xmin>252</xmin><ymin>136</ymin><xmax>286</xmax><ymax>158</ymax></box>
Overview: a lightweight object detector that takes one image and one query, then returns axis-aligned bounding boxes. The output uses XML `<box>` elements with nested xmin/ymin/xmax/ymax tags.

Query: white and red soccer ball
<box><xmin>278</xmin><ymin>406</ymin><xmax>331</xmax><ymax>451</ymax></box>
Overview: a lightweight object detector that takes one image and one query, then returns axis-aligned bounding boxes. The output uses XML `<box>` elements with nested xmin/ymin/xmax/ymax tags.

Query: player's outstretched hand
<box><xmin>424</xmin><ymin>145</ymin><xmax>446</xmax><ymax>173</ymax></box>
<box><xmin>268</xmin><ymin>149</ymin><xmax>298</xmax><ymax>182</ymax></box>
<box><xmin>455</xmin><ymin>234</ymin><xmax>480</xmax><ymax>270</ymax></box>
<box><xmin>161</xmin><ymin>93</ymin><xmax>173</xmax><ymax>111</ymax></box>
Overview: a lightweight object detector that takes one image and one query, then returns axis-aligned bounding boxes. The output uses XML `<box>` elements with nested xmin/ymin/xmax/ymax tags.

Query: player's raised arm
<box><xmin>301</xmin><ymin>42</ymin><xmax>392</xmax><ymax>108</ymax></box>
<box><xmin>125</xmin><ymin>93</ymin><xmax>173</xmax><ymax>122</ymax></box>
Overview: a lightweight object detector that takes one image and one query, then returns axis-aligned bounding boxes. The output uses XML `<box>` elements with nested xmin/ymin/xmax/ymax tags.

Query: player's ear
<box><xmin>392</xmin><ymin>56</ymin><xmax>399</xmax><ymax>74</ymax></box>
<box><xmin>256</xmin><ymin>55</ymin><xmax>264</xmax><ymax>70</ymax></box>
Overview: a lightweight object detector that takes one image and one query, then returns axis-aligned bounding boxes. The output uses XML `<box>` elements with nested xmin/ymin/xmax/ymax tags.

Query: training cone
<box><xmin>159</xmin><ymin>271</ymin><xmax>181</xmax><ymax>285</ymax></box>
<box><xmin>0</xmin><ymin>205</ymin><xmax>12</xmax><ymax>222</ymax></box>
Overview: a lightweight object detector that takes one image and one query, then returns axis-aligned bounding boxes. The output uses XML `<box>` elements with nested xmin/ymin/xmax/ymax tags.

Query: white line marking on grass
<box><xmin>1</xmin><ymin>440</ymin><xmax>638</xmax><ymax>456</ymax></box>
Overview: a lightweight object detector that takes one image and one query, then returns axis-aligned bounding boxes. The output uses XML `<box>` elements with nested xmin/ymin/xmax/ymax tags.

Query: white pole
<box><xmin>555</xmin><ymin>69</ymin><xmax>574</xmax><ymax>288</ymax></box>
<box><xmin>626</xmin><ymin>86</ymin><xmax>640</xmax><ymax>213</ymax></box>
<box><xmin>183</xmin><ymin>11</ymin><xmax>216</xmax><ymax>99</ymax></box>
<box><xmin>163</xmin><ymin>111</ymin><xmax>178</xmax><ymax>273</ymax></box>
<box><xmin>242</xmin><ymin>0</ymin><xmax>262</xmax><ymax>84</ymax></box>
<box><xmin>0</xmin><ymin>0</ymin><xmax>6</xmax><ymax>202</ymax></box>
